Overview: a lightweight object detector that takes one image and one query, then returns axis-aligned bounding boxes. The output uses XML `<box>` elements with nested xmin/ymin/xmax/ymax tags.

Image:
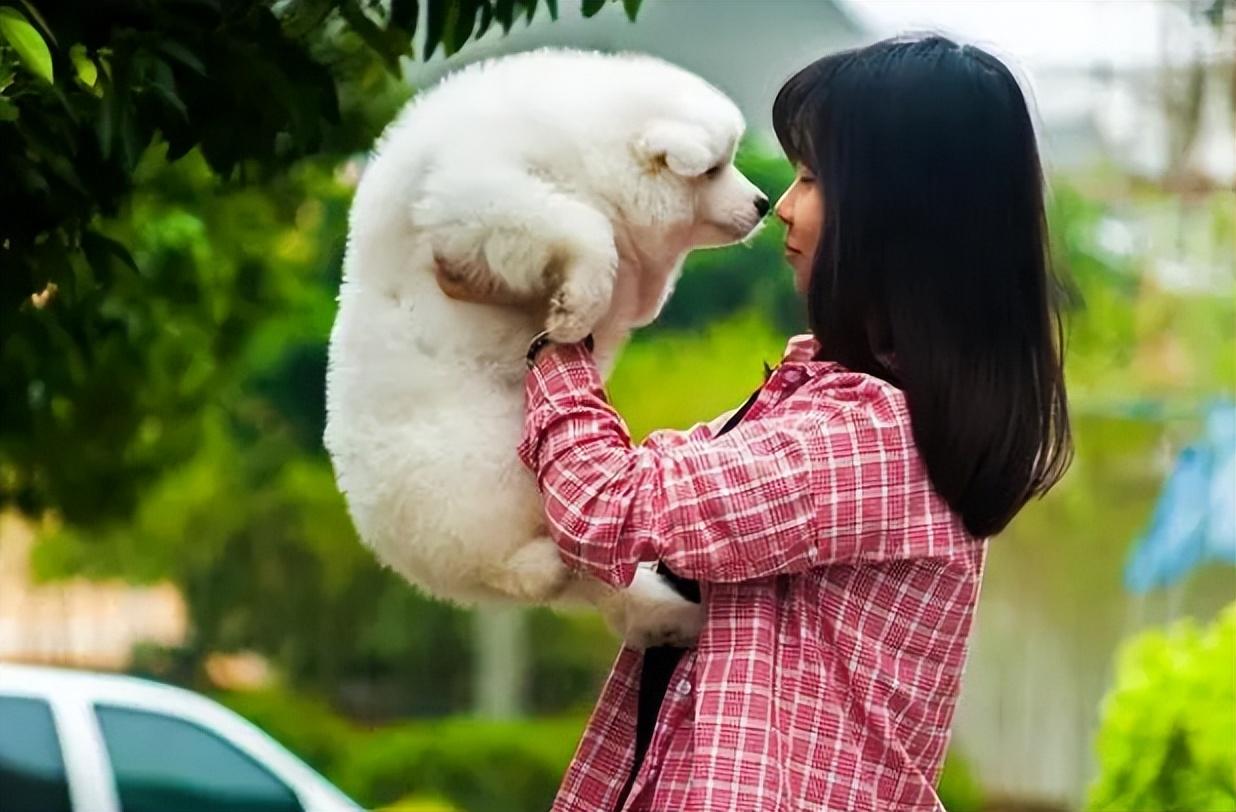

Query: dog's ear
<box><xmin>634</xmin><ymin>120</ymin><xmax>714</xmax><ymax>177</ymax></box>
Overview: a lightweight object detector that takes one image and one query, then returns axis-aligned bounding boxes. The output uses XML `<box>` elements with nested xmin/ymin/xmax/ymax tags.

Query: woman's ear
<box><xmin>634</xmin><ymin>120</ymin><xmax>714</xmax><ymax>177</ymax></box>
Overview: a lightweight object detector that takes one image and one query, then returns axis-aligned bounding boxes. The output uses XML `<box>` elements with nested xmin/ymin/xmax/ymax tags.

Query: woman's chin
<box><xmin>791</xmin><ymin>264</ymin><xmax>810</xmax><ymax>295</ymax></box>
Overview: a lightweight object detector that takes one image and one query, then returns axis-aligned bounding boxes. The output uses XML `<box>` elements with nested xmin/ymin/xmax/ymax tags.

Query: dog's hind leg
<box><xmin>483</xmin><ymin>538</ymin><xmax>573</xmax><ymax>603</ymax></box>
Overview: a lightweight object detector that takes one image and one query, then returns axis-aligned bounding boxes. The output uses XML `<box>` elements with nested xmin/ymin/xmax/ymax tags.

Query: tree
<box><xmin>0</xmin><ymin>0</ymin><xmax>641</xmax><ymax>525</ymax></box>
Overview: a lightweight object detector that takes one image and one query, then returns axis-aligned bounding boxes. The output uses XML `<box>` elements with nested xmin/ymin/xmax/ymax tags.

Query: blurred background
<box><xmin>1</xmin><ymin>1</ymin><xmax>1233</xmax><ymax>811</ymax></box>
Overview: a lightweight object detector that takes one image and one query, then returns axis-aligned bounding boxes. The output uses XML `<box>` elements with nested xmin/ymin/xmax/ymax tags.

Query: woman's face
<box><xmin>775</xmin><ymin>164</ymin><xmax>823</xmax><ymax>295</ymax></box>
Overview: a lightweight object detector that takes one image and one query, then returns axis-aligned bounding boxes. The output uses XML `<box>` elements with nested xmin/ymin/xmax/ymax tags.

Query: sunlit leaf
<box><xmin>70</xmin><ymin>44</ymin><xmax>97</xmax><ymax>87</ymax></box>
<box><xmin>0</xmin><ymin>7</ymin><xmax>53</xmax><ymax>84</ymax></box>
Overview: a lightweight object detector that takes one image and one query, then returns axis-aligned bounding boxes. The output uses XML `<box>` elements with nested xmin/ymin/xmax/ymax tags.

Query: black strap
<box><xmin>613</xmin><ymin>380</ymin><xmax>766</xmax><ymax>810</ymax></box>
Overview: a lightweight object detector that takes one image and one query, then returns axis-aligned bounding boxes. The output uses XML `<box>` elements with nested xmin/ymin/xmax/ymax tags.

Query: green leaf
<box><xmin>0</xmin><ymin>95</ymin><xmax>18</xmax><ymax>122</ymax></box>
<box><xmin>278</xmin><ymin>0</ymin><xmax>334</xmax><ymax>38</ymax></box>
<box><xmin>70</xmin><ymin>44</ymin><xmax>97</xmax><ymax>87</ymax></box>
<box><xmin>444</xmin><ymin>0</ymin><xmax>478</xmax><ymax>56</ymax></box>
<box><xmin>0</xmin><ymin>7</ymin><xmax>54</xmax><ymax>84</ymax></box>
<box><xmin>476</xmin><ymin>0</ymin><xmax>493</xmax><ymax>38</ymax></box>
<box><xmin>581</xmin><ymin>0</ymin><xmax>606</xmax><ymax>18</ymax></box>
<box><xmin>494</xmin><ymin>0</ymin><xmax>516</xmax><ymax>32</ymax></box>
<box><xmin>149</xmin><ymin>59</ymin><xmax>187</xmax><ymax>119</ymax></box>
<box><xmin>156</xmin><ymin>40</ymin><xmax>206</xmax><ymax>75</ymax></box>
<box><xmin>17</xmin><ymin>0</ymin><xmax>55</xmax><ymax>46</ymax></box>
<box><xmin>340</xmin><ymin>0</ymin><xmax>403</xmax><ymax>72</ymax></box>
<box><xmin>81</xmin><ymin>230</ymin><xmax>138</xmax><ymax>274</ymax></box>
<box><xmin>424</xmin><ymin>0</ymin><xmax>447</xmax><ymax>57</ymax></box>
<box><xmin>623</xmin><ymin>0</ymin><xmax>642</xmax><ymax>21</ymax></box>
<box><xmin>97</xmin><ymin>75</ymin><xmax>114</xmax><ymax>155</ymax></box>
<box><xmin>546</xmin><ymin>0</ymin><xmax>559</xmax><ymax>20</ymax></box>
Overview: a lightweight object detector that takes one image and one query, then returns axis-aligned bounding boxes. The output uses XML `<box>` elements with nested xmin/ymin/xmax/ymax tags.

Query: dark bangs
<box><xmin>771</xmin><ymin>53</ymin><xmax>844</xmax><ymax>168</ymax></box>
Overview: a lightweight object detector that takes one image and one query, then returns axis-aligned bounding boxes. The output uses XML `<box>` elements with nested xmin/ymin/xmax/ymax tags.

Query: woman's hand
<box><xmin>433</xmin><ymin>255</ymin><xmax>541</xmax><ymax>308</ymax></box>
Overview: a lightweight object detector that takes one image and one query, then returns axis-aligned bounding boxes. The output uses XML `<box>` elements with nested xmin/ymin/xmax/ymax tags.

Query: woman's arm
<box><xmin>518</xmin><ymin>343</ymin><xmax>966</xmax><ymax>589</ymax></box>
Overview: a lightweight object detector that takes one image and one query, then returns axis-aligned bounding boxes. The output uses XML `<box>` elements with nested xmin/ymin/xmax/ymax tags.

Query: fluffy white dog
<box><xmin>324</xmin><ymin>48</ymin><xmax>767</xmax><ymax>647</ymax></box>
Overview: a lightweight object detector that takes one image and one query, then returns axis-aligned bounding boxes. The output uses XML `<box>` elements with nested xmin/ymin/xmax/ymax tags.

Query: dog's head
<box><xmin>626</xmin><ymin>102</ymin><xmax>767</xmax><ymax>249</ymax></box>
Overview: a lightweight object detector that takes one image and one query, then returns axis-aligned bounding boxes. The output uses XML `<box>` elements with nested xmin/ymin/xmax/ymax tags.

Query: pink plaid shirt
<box><xmin>517</xmin><ymin>334</ymin><xmax>987</xmax><ymax>812</ymax></box>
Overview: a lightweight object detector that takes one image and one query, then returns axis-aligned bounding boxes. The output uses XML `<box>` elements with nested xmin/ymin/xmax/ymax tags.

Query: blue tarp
<box><xmin>1124</xmin><ymin>402</ymin><xmax>1236</xmax><ymax>592</ymax></box>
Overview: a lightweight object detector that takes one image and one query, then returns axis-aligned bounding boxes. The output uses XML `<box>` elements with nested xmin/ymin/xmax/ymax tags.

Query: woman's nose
<box><xmin>775</xmin><ymin>187</ymin><xmax>793</xmax><ymax>226</ymax></box>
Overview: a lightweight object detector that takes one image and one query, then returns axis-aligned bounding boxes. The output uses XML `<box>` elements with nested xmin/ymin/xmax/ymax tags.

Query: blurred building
<box><xmin>0</xmin><ymin>513</ymin><xmax>187</xmax><ymax>670</ymax></box>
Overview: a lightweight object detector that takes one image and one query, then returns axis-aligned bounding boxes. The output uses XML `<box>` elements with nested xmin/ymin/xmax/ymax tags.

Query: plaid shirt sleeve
<box><xmin>517</xmin><ymin>342</ymin><xmax>943</xmax><ymax>589</ymax></box>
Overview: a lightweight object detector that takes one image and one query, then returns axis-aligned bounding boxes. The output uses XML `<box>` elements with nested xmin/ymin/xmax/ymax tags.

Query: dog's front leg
<box><xmin>543</xmin><ymin>205</ymin><xmax>617</xmax><ymax>343</ymax></box>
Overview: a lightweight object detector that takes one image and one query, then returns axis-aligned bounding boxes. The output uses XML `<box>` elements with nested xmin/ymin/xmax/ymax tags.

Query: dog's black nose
<box><xmin>754</xmin><ymin>195</ymin><xmax>770</xmax><ymax>217</ymax></box>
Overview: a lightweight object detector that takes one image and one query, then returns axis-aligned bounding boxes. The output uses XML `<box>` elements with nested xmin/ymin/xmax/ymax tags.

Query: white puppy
<box><xmin>324</xmin><ymin>48</ymin><xmax>766</xmax><ymax>648</ymax></box>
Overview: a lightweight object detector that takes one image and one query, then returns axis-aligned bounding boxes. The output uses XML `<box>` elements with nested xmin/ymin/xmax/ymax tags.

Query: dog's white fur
<box><xmin>324</xmin><ymin>49</ymin><xmax>765</xmax><ymax>647</ymax></box>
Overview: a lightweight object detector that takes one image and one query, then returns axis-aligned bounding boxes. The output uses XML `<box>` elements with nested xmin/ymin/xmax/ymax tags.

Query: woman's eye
<box><xmin>799</xmin><ymin>174</ymin><xmax>816</xmax><ymax>185</ymax></box>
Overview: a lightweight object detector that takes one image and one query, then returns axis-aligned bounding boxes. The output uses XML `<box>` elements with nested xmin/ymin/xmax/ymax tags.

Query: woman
<box><xmin>457</xmin><ymin>34</ymin><xmax>1070</xmax><ymax>811</ymax></box>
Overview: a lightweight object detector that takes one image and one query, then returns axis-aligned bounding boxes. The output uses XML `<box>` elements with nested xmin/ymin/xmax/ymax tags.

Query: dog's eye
<box><xmin>704</xmin><ymin>164</ymin><xmax>723</xmax><ymax>179</ymax></box>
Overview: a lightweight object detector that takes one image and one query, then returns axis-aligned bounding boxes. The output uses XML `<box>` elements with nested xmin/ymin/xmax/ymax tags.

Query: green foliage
<box><xmin>0</xmin><ymin>6</ymin><xmax>52</xmax><ymax>84</ymax></box>
<box><xmin>377</xmin><ymin>796</ymin><xmax>462</xmax><ymax>812</ymax></box>
<box><xmin>221</xmin><ymin>688</ymin><xmax>359</xmax><ymax>777</ymax></box>
<box><xmin>1087</xmin><ymin>604</ymin><xmax>1236</xmax><ymax>812</ymax></box>
<box><xmin>1050</xmin><ymin>185</ymin><xmax>1236</xmax><ymax>401</ymax></box>
<box><xmin>610</xmin><ymin>311</ymin><xmax>788</xmax><ymax>439</ymax></box>
<box><xmin>936</xmin><ymin>749</ymin><xmax>985</xmax><ymax>812</ymax></box>
<box><xmin>525</xmin><ymin>606</ymin><xmax>613</xmax><ymax>714</ymax></box>
<box><xmin>217</xmin><ymin>689</ymin><xmax>584</xmax><ymax>812</ymax></box>
<box><xmin>336</xmin><ymin>716</ymin><xmax>582</xmax><ymax>811</ymax></box>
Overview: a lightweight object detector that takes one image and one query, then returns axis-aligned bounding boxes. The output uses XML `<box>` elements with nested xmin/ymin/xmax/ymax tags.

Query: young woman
<box><xmin>457</xmin><ymin>34</ymin><xmax>1071</xmax><ymax>812</ymax></box>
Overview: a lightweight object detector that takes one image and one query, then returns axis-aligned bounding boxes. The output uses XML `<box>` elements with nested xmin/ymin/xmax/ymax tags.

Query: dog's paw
<box><xmin>622</xmin><ymin>595</ymin><xmax>703</xmax><ymax>650</ymax></box>
<box><xmin>546</xmin><ymin>289</ymin><xmax>607</xmax><ymax>343</ymax></box>
<box><xmin>546</xmin><ymin>308</ymin><xmax>593</xmax><ymax>344</ymax></box>
<box><xmin>605</xmin><ymin>567</ymin><xmax>703</xmax><ymax>651</ymax></box>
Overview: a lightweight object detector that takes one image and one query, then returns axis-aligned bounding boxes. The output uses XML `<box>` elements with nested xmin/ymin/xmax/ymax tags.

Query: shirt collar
<box><xmin>782</xmin><ymin>334</ymin><xmax>821</xmax><ymax>364</ymax></box>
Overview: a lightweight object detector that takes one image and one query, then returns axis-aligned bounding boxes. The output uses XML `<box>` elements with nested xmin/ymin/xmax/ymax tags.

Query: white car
<box><xmin>0</xmin><ymin>663</ymin><xmax>360</xmax><ymax>812</ymax></box>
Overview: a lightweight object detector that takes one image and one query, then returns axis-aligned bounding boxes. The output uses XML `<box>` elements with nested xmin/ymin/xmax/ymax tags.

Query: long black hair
<box><xmin>773</xmin><ymin>34</ymin><xmax>1072</xmax><ymax>538</ymax></box>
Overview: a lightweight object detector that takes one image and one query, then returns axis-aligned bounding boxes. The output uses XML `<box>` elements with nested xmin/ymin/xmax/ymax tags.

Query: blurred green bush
<box><xmin>1087</xmin><ymin>603</ymin><xmax>1236</xmax><ymax>811</ymax></box>
<box><xmin>936</xmin><ymin>748</ymin><xmax>986</xmax><ymax>812</ymax></box>
<box><xmin>219</xmin><ymin>689</ymin><xmax>582</xmax><ymax>812</ymax></box>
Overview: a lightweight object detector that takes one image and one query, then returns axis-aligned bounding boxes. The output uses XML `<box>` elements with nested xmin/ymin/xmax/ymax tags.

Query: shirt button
<box><xmin>783</xmin><ymin>368</ymin><xmax>803</xmax><ymax>385</ymax></box>
<box><xmin>676</xmin><ymin>679</ymin><xmax>692</xmax><ymax>696</ymax></box>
